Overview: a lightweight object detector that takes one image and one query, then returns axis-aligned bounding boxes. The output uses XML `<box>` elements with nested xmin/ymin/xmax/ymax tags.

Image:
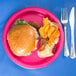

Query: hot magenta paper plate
<box><xmin>2</xmin><ymin>7</ymin><xmax>64</xmax><ymax>69</ymax></box>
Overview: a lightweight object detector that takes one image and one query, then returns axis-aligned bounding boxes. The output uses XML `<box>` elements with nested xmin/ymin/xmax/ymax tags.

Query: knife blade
<box><xmin>69</xmin><ymin>7</ymin><xmax>75</xmax><ymax>59</ymax></box>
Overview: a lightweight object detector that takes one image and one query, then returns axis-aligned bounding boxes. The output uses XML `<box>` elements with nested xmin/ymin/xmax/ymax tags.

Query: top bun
<box><xmin>7</xmin><ymin>25</ymin><xmax>35</xmax><ymax>56</ymax></box>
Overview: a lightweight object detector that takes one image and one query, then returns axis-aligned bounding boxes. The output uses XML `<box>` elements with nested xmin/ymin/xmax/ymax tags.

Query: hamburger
<box><xmin>7</xmin><ymin>19</ymin><xmax>39</xmax><ymax>56</ymax></box>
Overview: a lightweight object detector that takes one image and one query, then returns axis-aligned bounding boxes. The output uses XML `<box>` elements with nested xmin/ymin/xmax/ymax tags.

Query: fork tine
<box><xmin>61</xmin><ymin>8</ymin><xmax>68</xmax><ymax>20</ymax></box>
<box><xmin>61</xmin><ymin>8</ymin><xmax>68</xmax><ymax>24</ymax></box>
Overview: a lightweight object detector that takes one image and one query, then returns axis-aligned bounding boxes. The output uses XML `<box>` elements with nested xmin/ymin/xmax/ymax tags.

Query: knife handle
<box><xmin>64</xmin><ymin>25</ymin><xmax>69</xmax><ymax>57</ymax></box>
<box><xmin>70</xmin><ymin>30</ymin><xmax>75</xmax><ymax>59</ymax></box>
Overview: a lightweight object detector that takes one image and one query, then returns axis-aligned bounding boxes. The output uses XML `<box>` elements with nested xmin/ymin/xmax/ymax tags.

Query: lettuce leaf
<box><xmin>13</xmin><ymin>19</ymin><xmax>30</xmax><ymax>26</ymax></box>
<box><xmin>26</xmin><ymin>52</ymin><xmax>32</xmax><ymax>56</ymax></box>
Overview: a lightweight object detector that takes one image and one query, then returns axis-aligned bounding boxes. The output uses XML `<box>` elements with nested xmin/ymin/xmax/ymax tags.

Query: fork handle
<box><xmin>70</xmin><ymin>30</ymin><xmax>75</xmax><ymax>59</ymax></box>
<box><xmin>64</xmin><ymin>25</ymin><xmax>69</xmax><ymax>57</ymax></box>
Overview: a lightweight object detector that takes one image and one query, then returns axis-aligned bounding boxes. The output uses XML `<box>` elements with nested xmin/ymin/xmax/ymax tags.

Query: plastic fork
<box><xmin>61</xmin><ymin>8</ymin><xmax>69</xmax><ymax>57</ymax></box>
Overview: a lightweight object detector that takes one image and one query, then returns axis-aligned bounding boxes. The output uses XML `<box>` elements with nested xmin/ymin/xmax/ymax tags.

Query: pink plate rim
<box><xmin>2</xmin><ymin>7</ymin><xmax>64</xmax><ymax>69</ymax></box>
